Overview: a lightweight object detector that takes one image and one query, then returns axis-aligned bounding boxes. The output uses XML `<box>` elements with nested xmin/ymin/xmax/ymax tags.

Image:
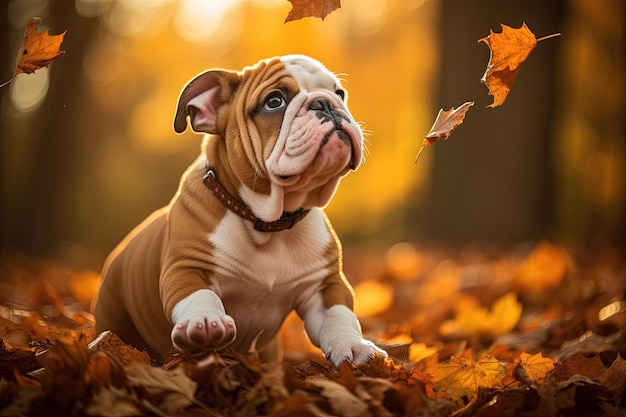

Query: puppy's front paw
<box><xmin>318</xmin><ymin>305</ymin><xmax>388</xmax><ymax>368</ymax></box>
<box><xmin>324</xmin><ymin>338</ymin><xmax>388</xmax><ymax>369</ymax></box>
<box><xmin>171</xmin><ymin>314</ymin><xmax>236</xmax><ymax>351</ymax></box>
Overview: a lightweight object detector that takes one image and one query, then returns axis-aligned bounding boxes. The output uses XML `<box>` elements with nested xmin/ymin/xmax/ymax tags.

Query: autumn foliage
<box><xmin>2</xmin><ymin>6</ymin><xmax>623</xmax><ymax>417</ymax></box>
<box><xmin>1</xmin><ymin>241</ymin><xmax>625</xmax><ymax>416</ymax></box>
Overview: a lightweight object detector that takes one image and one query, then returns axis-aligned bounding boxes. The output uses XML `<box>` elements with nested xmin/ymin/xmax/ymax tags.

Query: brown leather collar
<box><xmin>203</xmin><ymin>168</ymin><xmax>309</xmax><ymax>232</ymax></box>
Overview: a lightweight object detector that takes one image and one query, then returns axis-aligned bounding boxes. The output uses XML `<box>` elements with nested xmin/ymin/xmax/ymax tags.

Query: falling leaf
<box><xmin>451</xmin><ymin>291</ymin><xmax>523</xmax><ymax>336</ymax></box>
<box><xmin>1</xmin><ymin>17</ymin><xmax>67</xmax><ymax>88</ymax></box>
<box><xmin>478</xmin><ymin>23</ymin><xmax>560</xmax><ymax>108</ymax></box>
<box><xmin>285</xmin><ymin>0</ymin><xmax>341</xmax><ymax>23</ymax></box>
<box><xmin>415</xmin><ymin>101</ymin><xmax>474</xmax><ymax>162</ymax></box>
<box><xmin>433</xmin><ymin>354</ymin><xmax>506</xmax><ymax>400</ymax></box>
<box><xmin>514</xmin><ymin>352</ymin><xmax>557</xmax><ymax>384</ymax></box>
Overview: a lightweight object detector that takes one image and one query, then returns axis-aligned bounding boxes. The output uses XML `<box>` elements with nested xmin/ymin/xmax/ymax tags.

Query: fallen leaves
<box><xmin>432</xmin><ymin>354</ymin><xmax>506</xmax><ymax>400</ymax></box>
<box><xmin>515</xmin><ymin>240</ymin><xmax>571</xmax><ymax>293</ymax></box>
<box><xmin>285</xmin><ymin>0</ymin><xmax>341</xmax><ymax>22</ymax></box>
<box><xmin>446</xmin><ymin>291</ymin><xmax>523</xmax><ymax>337</ymax></box>
<box><xmin>1</xmin><ymin>242</ymin><xmax>625</xmax><ymax>416</ymax></box>
<box><xmin>1</xmin><ymin>17</ymin><xmax>67</xmax><ymax>88</ymax></box>
<box><xmin>515</xmin><ymin>352</ymin><xmax>557</xmax><ymax>384</ymax></box>
<box><xmin>414</xmin><ymin>101</ymin><xmax>474</xmax><ymax>162</ymax></box>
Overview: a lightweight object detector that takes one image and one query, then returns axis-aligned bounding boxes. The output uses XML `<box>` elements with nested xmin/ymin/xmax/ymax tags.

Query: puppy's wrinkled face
<box><xmin>175</xmin><ymin>55</ymin><xmax>364</xmax><ymax>219</ymax></box>
<box><xmin>262</xmin><ymin>56</ymin><xmax>362</xmax><ymax>192</ymax></box>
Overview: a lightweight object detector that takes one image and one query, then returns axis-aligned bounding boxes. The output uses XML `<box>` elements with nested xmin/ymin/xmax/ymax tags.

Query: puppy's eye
<box><xmin>335</xmin><ymin>89</ymin><xmax>346</xmax><ymax>101</ymax></box>
<box><xmin>263</xmin><ymin>92</ymin><xmax>286</xmax><ymax>111</ymax></box>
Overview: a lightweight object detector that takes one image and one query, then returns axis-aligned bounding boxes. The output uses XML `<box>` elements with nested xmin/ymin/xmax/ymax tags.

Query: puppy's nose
<box><xmin>309</xmin><ymin>98</ymin><xmax>334</xmax><ymax>119</ymax></box>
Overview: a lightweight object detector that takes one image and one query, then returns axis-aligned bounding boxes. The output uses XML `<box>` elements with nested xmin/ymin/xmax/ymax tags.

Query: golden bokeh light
<box><xmin>75</xmin><ymin>0</ymin><xmax>440</xmax><ymax>238</ymax></box>
<box><xmin>10</xmin><ymin>68</ymin><xmax>50</xmax><ymax>113</ymax></box>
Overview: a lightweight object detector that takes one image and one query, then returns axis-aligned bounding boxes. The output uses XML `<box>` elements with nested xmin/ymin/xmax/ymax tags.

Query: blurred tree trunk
<box><xmin>551</xmin><ymin>0</ymin><xmax>625</xmax><ymax>246</ymax></box>
<box><xmin>418</xmin><ymin>0</ymin><xmax>564</xmax><ymax>245</ymax></box>
<box><xmin>1</xmin><ymin>3</ymin><xmax>98</xmax><ymax>258</ymax></box>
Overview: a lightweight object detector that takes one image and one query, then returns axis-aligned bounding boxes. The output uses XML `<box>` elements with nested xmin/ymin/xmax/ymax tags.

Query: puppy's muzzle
<box><xmin>309</xmin><ymin>98</ymin><xmax>357</xmax><ymax>170</ymax></box>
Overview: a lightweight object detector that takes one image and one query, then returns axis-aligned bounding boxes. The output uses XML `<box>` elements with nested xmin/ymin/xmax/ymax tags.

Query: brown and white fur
<box><xmin>93</xmin><ymin>55</ymin><xmax>387</xmax><ymax>367</ymax></box>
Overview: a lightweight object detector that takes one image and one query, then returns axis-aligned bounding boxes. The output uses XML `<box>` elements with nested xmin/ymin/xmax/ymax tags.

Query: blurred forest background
<box><xmin>1</xmin><ymin>0</ymin><xmax>624</xmax><ymax>272</ymax></box>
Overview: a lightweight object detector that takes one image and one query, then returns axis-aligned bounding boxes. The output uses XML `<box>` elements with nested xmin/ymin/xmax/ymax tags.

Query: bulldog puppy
<box><xmin>93</xmin><ymin>55</ymin><xmax>387</xmax><ymax>367</ymax></box>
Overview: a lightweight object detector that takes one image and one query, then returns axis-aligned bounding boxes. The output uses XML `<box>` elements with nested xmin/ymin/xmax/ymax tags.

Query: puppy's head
<box><xmin>174</xmin><ymin>55</ymin><xmax>363</xmax><ymax>221</ymax></box>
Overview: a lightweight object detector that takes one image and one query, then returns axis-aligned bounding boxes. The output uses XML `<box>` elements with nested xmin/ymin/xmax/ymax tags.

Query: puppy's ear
<box><xmin>173</xmin><ymin>70</ymin><xmax>239</xmax><ymax>134</ymax></box>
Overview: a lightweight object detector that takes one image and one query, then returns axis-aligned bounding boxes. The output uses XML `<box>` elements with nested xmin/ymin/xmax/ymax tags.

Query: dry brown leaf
<box><xmin>271</xmin><ymin>391</ymin><xmax>330</xmax><ymax>416</ymax></box>
<box><xmin>1</xmin><ymin>17</ymin><xmax>67</xmax><ymax>88</ymax></box>
<box><xmin>514</xmin><ymin>352</ymin><xmax>557</xmax><ymax>384</ymax></box>
<box><xmin>415</xmin><ymin>101</ymin><xmax>474</xmax><ymax>162</ymax></box>
<box><xmin>0</xmin><ymin>339</ymin><xmax>41</xmax><ymax>380</ymax></box>
<box><xmin>549</xmin><ymin>353</ymin><xmax>626</xmax><ymax>388</ymax></box>
<box><xmin>85</xmin><ymin>352</ymin><xmax>126</xmax><ymax>390</ymax></box>
<box><xmin>285</xmin><ymin>0</ymin><xmax>341</xmax><ymax>23</ymax></box>
<box><xmin>85</xmin><ymin>388</ymin><xmax>143</xmax><ymax>417</ymax></box>
<box><xmin>309</xmin><ymin>377</ymin><xmax>371</xmax><ymax>416</ymax></box>
<box><xmin>125</xmin><ymin>362</ymin><xmax>198</xmax><ymax>413</ymax></box>
<box><xmin>37</xmin><ymin>336</ymin><xmax>90</xmax><ymax>411</ymax></box>
<box><xmin>87</xmin><ymin>330</ymin><xmax>152</xmax><ymax>367</ymax></box>
<box><xmin>411</xmin><ymin>369</ymin><xmax>448</xmax><ymax>400</ymax></box>
<box><xmin>432</xmin><ymin>354</ymin><xmax>507</xmax><ymax>400</ymax></box>
<box><xmin>479</xmin><ymin>23</ymin><xmax>560</xmax><ymax>108</ymax></box>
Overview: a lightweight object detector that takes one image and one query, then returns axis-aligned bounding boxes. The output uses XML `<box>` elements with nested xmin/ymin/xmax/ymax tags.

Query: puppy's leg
<box><xmin>318</xmin><ymin>304</ymin><xmax>387</xmax><ymax>368</ymax></box>
<box><xmin>170</xmin><ymin>289</ymin><xmax>236</xmax><ymax>351</ymax></box>
<box><xmin>298</xmin><ymin>291</ymin><xmax>387</xmax><ymax>368</ymax></box>
<box><xmin>94</xmin><ymin>283</ymin><xmax>153</xmax><ymax>356</ymax></box>
<box><xmin>258</xmin><ymin>335</ymin><xmax>282</xmax><ymax>362</ymax></box>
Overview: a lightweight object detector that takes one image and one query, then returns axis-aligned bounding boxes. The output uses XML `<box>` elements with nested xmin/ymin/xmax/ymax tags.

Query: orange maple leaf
<box><xmin>415</xmin><ymin>101</ymin><xmax>474</xmax><ymax>162</ymax></box>
<box><xmin>285</xmin><ymin>0</ymin><xmax>341</xmax><ymax>23</ymax></box>
<box><xmin>1</xmin><ymin>17</ymin><xmax>67</xmax><ymax>88</ymax></box>
<box><xmin>514</xmin><ymin>352</ymin><xmax>557</xmax><ymax>384</ymax></box>
<box><xmin>478</xmin><ymin>23</ymin><xmax>560</xmax><ymax>108</ymax></box>
<box><xmin>432</xmin><ymin>354</ymin><xmax>506</xmax><ymax>400</ymax></box>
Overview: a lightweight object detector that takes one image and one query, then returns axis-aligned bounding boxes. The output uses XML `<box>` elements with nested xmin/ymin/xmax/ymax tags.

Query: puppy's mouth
<box><xmin>335</xmin><ymin>129</ymin><xmax>358</xmax><ymax>170</ymax></box>
<box><xmin>274</xmin><ymin>127</ymin><xmax>357</xmax><ymax>185</ymax></box>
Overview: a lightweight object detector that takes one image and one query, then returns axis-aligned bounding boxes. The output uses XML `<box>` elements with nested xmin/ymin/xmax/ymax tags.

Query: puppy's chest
<box><xmin>207</xmin><ymin>211</ymin><xmax>333</xmax><ymax>292</ymax></box>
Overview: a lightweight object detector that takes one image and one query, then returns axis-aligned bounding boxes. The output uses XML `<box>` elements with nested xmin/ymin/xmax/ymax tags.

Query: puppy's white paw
<box><xmin>171</xmin><ymin>314</ymin><xmax>236</xmax><ymax>351</ymax></box>
<box><xmin>323</xmin><ymin>338</ymin><xmax>388</xmax><ymax>369</ymax></box>
<box><xmin>319</xmin><ymin>305</ymin><xmax>388</xmax><ymax>368</ymax></box>
<box><xmin>170</xmin><ymin>289</ymin><xmax>236</xmax><ymax>352</ymax></box>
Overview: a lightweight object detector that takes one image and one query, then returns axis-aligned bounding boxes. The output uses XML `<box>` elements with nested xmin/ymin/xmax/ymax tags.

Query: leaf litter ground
<box><xmin>1</xmin><ymin>240</ymin><xmax>624</xmax><ymax>416</ymax></box>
